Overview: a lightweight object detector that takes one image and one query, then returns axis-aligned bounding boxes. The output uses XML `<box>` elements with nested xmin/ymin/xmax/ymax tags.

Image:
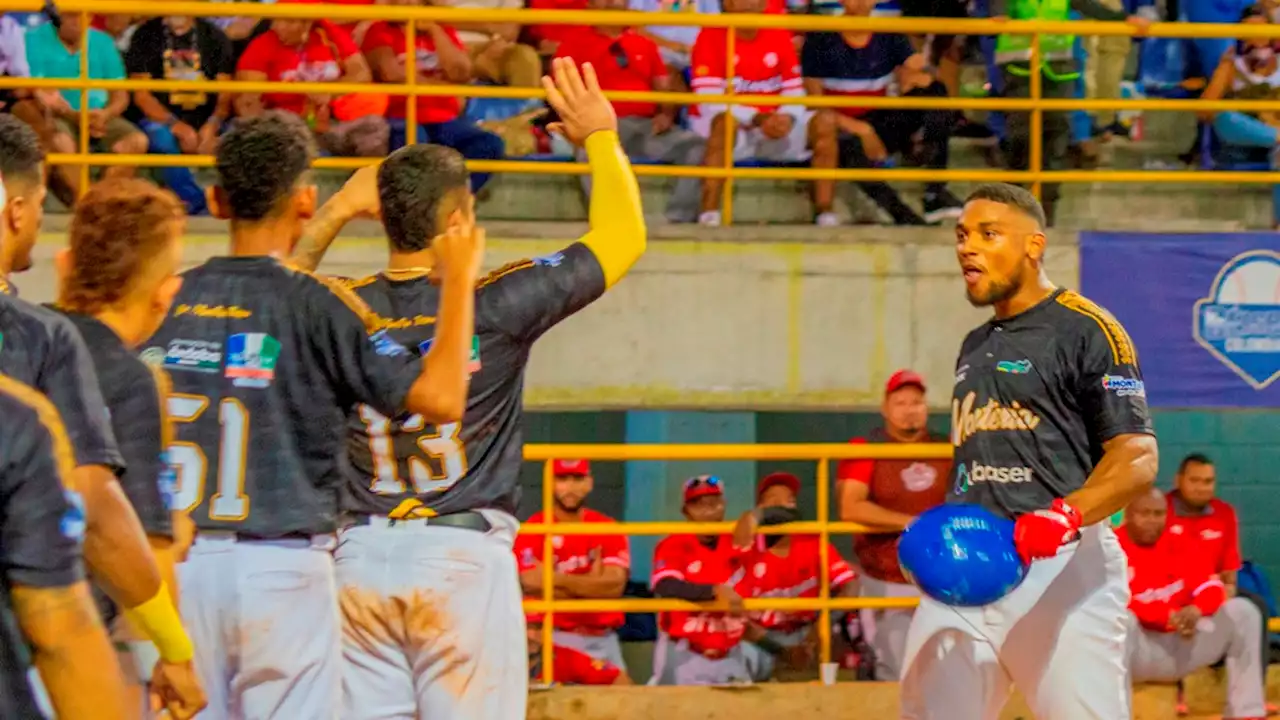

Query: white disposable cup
<box><xmin>820</xmin><ymin>662</ymin><xmax>838</xmax><ymax>686</ymax></box>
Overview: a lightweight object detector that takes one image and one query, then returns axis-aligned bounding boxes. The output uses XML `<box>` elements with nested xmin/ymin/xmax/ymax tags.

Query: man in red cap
<box><xmin>649</xmin><ymin>475</ymin><xmax>754</xmax><ymax>685</ymax></box>
<box><xmin>735</xmin><ymin>472</ymin><xmax>859</xmax><ymax>681</ymax></box>
<box><xmin>836</xmin><ymin>368</ymin><xmax>950</xmax><ymax>680</ymax></box>
<box><xmin>515</xmin><ymin>459</ymin><xmax>632</xmax><ymax>673</ymax></box>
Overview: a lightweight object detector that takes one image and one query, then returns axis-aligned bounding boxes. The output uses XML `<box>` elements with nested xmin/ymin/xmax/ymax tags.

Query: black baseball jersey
<box><xmin>0</xmin><ymin>292</ymin><xmax>123</xmax><ymax>473</ymax></box>
<box><xmin>0</xmin><ymin>374</ymin><xmax>88</xmax><ymax>720</ymax></box>
<box><xmin>342</xmin><ymin>242</ymin><xmax>607</xmax><ymax>517</ymax></box>
<box><xmin>57</xmin><ymin>312</ymin><xmax>174</xmax><ymax>539</ymax></box>
<box><xmin>144</xmin><ymin>256</ymin><xmax>423</xmax><ymax>537</ymax></box>
<box><xmin>948</xmin><ymin>288</ymin><xmax>1154</xmax><ymax>519</ymax></box>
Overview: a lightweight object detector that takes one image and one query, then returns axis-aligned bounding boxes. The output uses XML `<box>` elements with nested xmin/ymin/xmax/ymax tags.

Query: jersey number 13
<box><xmin>358</xmin><ymin>405</ymin><xmax>468</xmax><ymax>496</ymax></box>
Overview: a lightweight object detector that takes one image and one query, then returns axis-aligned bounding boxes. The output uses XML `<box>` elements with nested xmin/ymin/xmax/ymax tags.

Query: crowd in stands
<box><xmin>0</xmin><ymin>0</ymin><xmax>1275</xmax><ymax>225</ymax></box>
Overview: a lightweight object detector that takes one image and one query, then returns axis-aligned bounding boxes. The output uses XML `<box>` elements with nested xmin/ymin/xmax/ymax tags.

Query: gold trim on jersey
<box><xmin>381</xmin><ymin>268</ymin><xmax>432</xmax><ymax>282</ymax></box>
<box><xmin>149</xmin><ymin>365</ymin><xmax>175</xmax><ymax>448</ymax></box>
<box><xmin>0</xmin><ymin>374</ymin><xmax>77</xmax><ymax>491</ymax></box>
<box><xmin>477</xmin><ymin>259</ymin><xmax>535</xmax><ymax>290</ymax></box>
<box><xmin>282</xmin><ymin>262</ymin><xmax>381</xmax><ymax>334</ymax></box>
<box><xmin>1055</xmin><ymin>290</ymin><xmax>1138</xmax><ymax>366</ymax></box>
<box><xmin>342</xmin><ymin>274</ymin><xmax>381</xmax><ymax>290</ymax></box>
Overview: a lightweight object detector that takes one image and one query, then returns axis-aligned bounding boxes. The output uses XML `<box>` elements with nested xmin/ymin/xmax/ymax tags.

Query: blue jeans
<box><xmin>389</xmin><ymin>118</ymin><xmax>504</xmax><ymax>192</ymax></box>
<box><xmin>1213</xmin><ymin>111</ymin><xmax>1280</xmax><ymax>224</ymax></box>
<box><xmin>139</xmin><ymin>119</ymin><xmax>208</xmax><ymax>216</ymax></box>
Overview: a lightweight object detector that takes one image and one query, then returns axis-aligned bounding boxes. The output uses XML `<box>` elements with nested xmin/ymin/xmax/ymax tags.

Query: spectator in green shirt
<box><xmin>25</xmin><ymin>13</ymin><xmax>147</xmax><ymax>202</ymax></box>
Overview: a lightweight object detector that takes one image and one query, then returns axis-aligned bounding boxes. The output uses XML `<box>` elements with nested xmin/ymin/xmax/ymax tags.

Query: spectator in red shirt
<box><xmin>527</xmin><ymin>623</ymin><xmax>630</xmax><ymax>685</ymax></box>
<box><xmin>1121</xmin><ymin>488</ymin><xmax>1267</xmax><ymax>720</ymax></box>
<box><xmin>649</xmin><ymin>475</ymin><xmax>753</xmax><ymax>685</ymax></box>
<box><xmin>515</xmin><ymin>459</ymin><xmax>631</xmax><ymax>671</ymax></box>
<box><xmin>835</xmin><ymin>369</ymin><xmax>949</xmax><ymax>681</ymax></box>
<box><xmin>689</xmin><ymin>0</ymin><xmax>838</xmax><ymax>227</ymax></box>
<box><xmin>735</xmin><ymin>472</ymin><xmax>859</xmax><ymax>681</ymax></box>
<box><xmin>527</xmin><ymin>0</ymin><xmax>590</xmax><ymax>55</ymax></box>
<box><xmin>235</xmin><ymin>2</ymin><xmax>384</xmax><ymax>157</ymax></box>
<box><xmin>362</xmin><ymin>1</ymin><xmax>505</xmax><ymax>191</ymax></box>
<box><xmin>554</xmin><ymin>0</ymin><xmax>705</xmax><ymax>222</ymax></box>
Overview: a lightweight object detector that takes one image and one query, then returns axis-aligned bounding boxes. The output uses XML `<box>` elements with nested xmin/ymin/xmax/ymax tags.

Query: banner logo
<box><xmin>1193</xmin><ymin>250</ymin><xmax>1280</xmax><ymax>390</ymax></box>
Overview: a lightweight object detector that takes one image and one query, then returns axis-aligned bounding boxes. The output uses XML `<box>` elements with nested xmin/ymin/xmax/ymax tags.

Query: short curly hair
<box><xmin>60</xmin><ymin>179</ymin><xmax>185</xmax><ymax>315</ymax></box>
<box><xmin>0</xmin><ymin>114</ymin><xmax>46</xmax><ymax>187</ymax></box>
<box><xmin>215</xmin><ymin>112</ymin><xmax>316</xmax><ymax>221</ymax></box>
<box><xmin>965</xmin><ymin>183</ymin><xmax>1047</xmax><ymax>230</ymax></box>
<box><xmin>378</xmin><ymin>144</ymin><xmax>471</xmax><ymax>253</ymax></box>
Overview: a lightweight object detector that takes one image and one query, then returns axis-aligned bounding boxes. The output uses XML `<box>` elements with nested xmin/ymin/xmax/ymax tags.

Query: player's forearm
<box><xmin>406</xmin><ymin>273</ymin><xmax>474</xmax><ymax>423</ymax></box>
<box><xmin>1064</xmin><ymin>434</ymin><xmax>1159</xmax><ymax>526</ymax></box>
<box><xmin>842</xmin><ymin>500</ymin><xmax>914</xmax><ymax>532</ymax></box>
<box><xmin>652</xmin><ymin>577</ymin><xmax>717</xmax><ymax>602</ymax></box>
<box><xmin>290</xmin><ymin>192</ymin><xmax>364</xmax><ymax>272</ymax></box>
<box><xmin>80</xmin><ymin>470</ymin><xmax>162</xmax><ymax>608</ymax></box>
<box><xmin>147</xmin><ymin>534</ymin><xmax>180</xmax><ymax>602</ymax></box>
<box><xmin>578</xmin><ymin>130</ymin><xmax>646</xmax><ymax>289</ymax></box>
<box><xmin>556</xmin><ymin>570</ymin><xmax>627</xmax><ymax>598</ymax></box>
<box><xmin>12</xmin><ymin>583</ymin><xmax>130</xmax><ymax>720</ymax></box>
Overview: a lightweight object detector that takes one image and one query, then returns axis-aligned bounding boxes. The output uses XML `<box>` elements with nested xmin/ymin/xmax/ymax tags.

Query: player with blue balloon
<box><xmin>897</xmin><ymin>184</ymin><xmax>1159</xmax><ymax>720</ymax></box>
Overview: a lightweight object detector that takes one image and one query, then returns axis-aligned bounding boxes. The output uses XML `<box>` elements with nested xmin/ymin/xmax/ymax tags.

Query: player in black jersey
<box><xmin>0</xmin><ymin>374</ymin><xmax>129</xmax><ymax>719</ymax></box>
<box><xmin>289</xmin><ymin>58</ymin><xmax>645</xmax><ymax>719</ymax></box>
<box><xmin>899</xmin><ymin>184</ymin><xmax>1159</xmax><ymax>720</ymax></box>
<box><xmin>143</xmin><ymin>111</ymin><xmax>481</xmax><ymax>718</ymax></box>
<box><xmin>53</xmin><ymin>179</ymin><xmax>206</xmax><ymax>720</ymax></box>
<box><xmin>0</xmin><ymin>116</ymin><xmax>195</xmax><ymax>696</ymax></box>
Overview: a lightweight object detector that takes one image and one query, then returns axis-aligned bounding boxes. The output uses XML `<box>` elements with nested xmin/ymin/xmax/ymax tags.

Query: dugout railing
<box><xmin>6</xmin><ymin>0</ymin><xmax>1280</xmax><ymax>226</ymax></box>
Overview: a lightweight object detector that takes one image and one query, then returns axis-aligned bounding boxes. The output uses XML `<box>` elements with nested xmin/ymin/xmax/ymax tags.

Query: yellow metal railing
<box><xmin>517</xmin><ymin>442</ymin><xmax>1280</xmax><ymax>684</ymax></box>
<box><xmin>15</xmin><ymin>0</ymin><xmax>1280</xmax><ymax>224</ymax></box>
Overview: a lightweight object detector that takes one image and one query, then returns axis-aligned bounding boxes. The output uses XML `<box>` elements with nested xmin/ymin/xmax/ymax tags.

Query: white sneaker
<box><xmin>698</xmin><ymin>211</ymin><xmax>722</xmax><ymax>227</ymax></box>
<box><xmin>814</xmin><ymin>211</ymin><xmax>840</xmax><ymax>227</ymax></box>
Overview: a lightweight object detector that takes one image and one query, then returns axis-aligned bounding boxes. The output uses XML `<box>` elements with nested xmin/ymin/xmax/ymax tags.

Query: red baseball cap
<box><xmin>756</xmin><ymin>472</ymin><xmax>801</xmax><ymax>501</ymax></box>
<box><xmin>885</xmin><ymin>369</ymin><xmax>926</xmax><ymax>396</ymax></box>
<box><xmin>682</xmin><ymin>475</ymin><xmax>724</xmax><ymax>504</ymax></box>
<box><xmin>551</xmin><ymin>459</ymin><xmax>591</xmax><ymax>476</ymax></box>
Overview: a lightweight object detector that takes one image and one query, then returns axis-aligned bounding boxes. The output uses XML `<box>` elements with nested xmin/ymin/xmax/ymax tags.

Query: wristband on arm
<box><xmin>122</xmin><ymin>581</ymin><xmax>194</xmax><ymax>663</ymax></box>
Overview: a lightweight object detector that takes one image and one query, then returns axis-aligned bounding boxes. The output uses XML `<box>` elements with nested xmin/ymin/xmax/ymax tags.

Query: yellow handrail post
<box><xmin>406</xmin><ymin>20</ymin><xmax>418</xmax><ymax>146</ymax></box>
<box><xmin>721</xmin><ymin>28</ymin><xmax>736</xmax><ymax>225</ymax></box>
<box><xmin>816</xmin><ymin>457</ymin><xmax>832</xmax><ymax>670</ymax></box>
<box><xmin>541</xmin><ymin>459</ymin><xmax>555</xmax><ymax>684</ymax></box>
<box><xmin>1028</xmin><ymin>31</ymin><xmax>1043</xmax><ymax>200</ymax></box>
<box><xmin>78</xmin><ymin>11</ymin><xmax>91</xmax><ymax>198</ymax></box>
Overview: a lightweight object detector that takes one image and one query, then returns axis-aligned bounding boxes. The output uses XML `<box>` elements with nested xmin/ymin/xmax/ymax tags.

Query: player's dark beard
<box><xmin>966</xmin><ymin>272</ymin><xmax>1021</xmax><ymax>307</ymax></box>
<box><xmin>554</xmin><ymin>496</ymin><xmax>584</xmax><ymax>513</ymax></box>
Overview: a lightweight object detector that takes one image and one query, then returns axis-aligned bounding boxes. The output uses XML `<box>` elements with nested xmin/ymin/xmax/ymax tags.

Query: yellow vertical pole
<box><xmin>1028</xmin><ymin>32</ymin><xmax>1043</xmax><ymax>200</ymax></box>
<box><xmin>406</xmin><ymin>20</ymin><xmax>418</xmax><ymax>146</ymax></box>
<box><xmin>78</xmin><ymin>12</ymin><xmax>91</xmax><ymax>198</ymax></box>
<box><xmin>541</xmin><ymin>460</ymin><xmax>555</xmax><ymax>684</ymax></box>
<box><xmin>816</xmin><ymin>459</ymin><xmax>831</xmax><ymax>669</ymax></box>
<box><xmin>721</xmin><ymin>29</ymin><xmax>736</xmax><ymax>225</ymax></box>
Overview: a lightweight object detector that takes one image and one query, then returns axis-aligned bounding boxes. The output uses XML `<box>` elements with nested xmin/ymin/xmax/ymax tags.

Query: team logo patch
<box><xmin>753</xmin><ymin>563</ymin><xmax>766</xmax><ymax>578</ymax></box>
<box><xmin>370</xmin><ymin>330</ymin><xmax>409</xmax><ymax>357</ymax></box>
<box><xmin>419</xmin><ymin>335</ymin><xmax>482</xmax><ymax>373</ymax></box>
<box><xmin>689</xmin><ymin>560</ymin><xmax>702</xmax><ymax>574</ymax></box>
<box><xmin>995</xmin><ymin>359</ymin><xmax>1032</xmax><ymax>374</ymax></box>
<box><xmin>1101</xmin><ymin>374</ymin><xmax>1146</xmax><ymax>398</ymax></box>
<box><xmin>157</xmin><ymin>339</ymin><xmax>223</xmax><ymax>373</ymax></box>
<box><xmin>60</xmin><ymin>490</ymin><xmax>86</xmax><ymax>542</ymax></box>
<box><xmin>225</xmin><ymin>333</ymin><xmax>280</xmax><ymax>388</ymax></box>
<box><xmin>532</xmin><ymin>252</ymin><xmax>565</xmax><ymax>268</ymax></box>
<box><xmin>763</xmin><ymin>51</ymin><xmax>778</xmax><ymax>67</ymax></box>
<box><xmin>899</xmin><ymin>462</ymin><xmax>938</xmax><ymax>492</ymax></box>
<box><xmin>1194</xmin><ymin>250</ymin><xmax>1280</xmax><ymax>389</ymax></box>
<box><xmin>953</xmin><ymin>463</ymin><xmax>971</xmax><ymax>494</ymax></box>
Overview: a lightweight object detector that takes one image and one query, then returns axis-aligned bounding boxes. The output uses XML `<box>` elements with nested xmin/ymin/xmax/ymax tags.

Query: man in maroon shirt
<box><xmin>836</xmin><ymin>369</ymin><xmax>950</xmax><ymax>680</ymax></box>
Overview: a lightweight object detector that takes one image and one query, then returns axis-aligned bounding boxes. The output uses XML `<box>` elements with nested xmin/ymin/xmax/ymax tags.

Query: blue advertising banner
<box><xmin>1080</xmin><ymin>232</ymin><xmax>1280</xmax><ymax>408</ymax></box>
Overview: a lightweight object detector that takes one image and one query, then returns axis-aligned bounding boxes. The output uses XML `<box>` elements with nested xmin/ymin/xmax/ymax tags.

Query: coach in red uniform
<box><xmin>1121</xmin><ymin>488</ymin><xmax>1266</xmax><ymax>720</ymax></box>
<box><xmin>515</xmin><ymin>459</ymin><xmax>631</xmax><ymax>671</ymax></box>
<box><xmin>736</xmin><ymin>472</ymin><xmax>859</xmax><ymax>681</ymax></box>
<box><xmin>836</xmin><ymin>369</ymin><xmax>949</xmax><ymax>680</ymax></box>
<box><xmin>649</xmin><ymin>475</ymin><xmax>752</xmax><ymax>685</ymax></box>
<box><xmin>1167</xmin><ymin>453</ymin><xmax>1242</xmax><ymax>591</ymax></box>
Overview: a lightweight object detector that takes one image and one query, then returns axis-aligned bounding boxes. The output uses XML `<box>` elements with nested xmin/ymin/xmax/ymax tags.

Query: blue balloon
<box><xmin>897</xmin><ymin>504</ymin><xmax>1028</xmax><ymax>607</ymax></box>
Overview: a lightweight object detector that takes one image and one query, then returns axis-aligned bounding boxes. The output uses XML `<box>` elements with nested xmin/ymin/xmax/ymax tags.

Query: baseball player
<box><xmin>736</xmin><ymin>472</ymin><xmax>859</xmax><ymax>681</ymax></box>
<box><xmin>650</xmin><ymin>475</ymin><xmax>753</xmax><ymax>686</ymax></box>
<box><xmin>0</xmin><ymin>114</ymin><xmax>198</xmax><ymax>707</ymax></box>
<box><xmin>527</xmin><ymin>623</ymin><xmax>631</xmax><ymax>686</ymax></box>
<box><xmin>0</xmin><ymin>373</ymin><xmax>130</xmax><ymax>719</ymax></box>
<box><xmin>144</xmin><ymin>111</ymin><xmax>481</xmax><ymax>718</ymax></box>
<box><xmin>1120</xmin><ymin>488</ymin><xmax>1267</xmax><ymax>720</ymax></box>
<box><xmin>52</xmin><ymin>179</ymin><xmax>205</xmax><ymax>719</ymax></box>
<box><xmin>899</xmin><ymin>183</ymin><xmax>1159</xmax><ymax>720</ymax></box>
<box><xmin>287</xmin><ymin>58</ymin><xmax>645</xmax><ymax>718</ymax></box>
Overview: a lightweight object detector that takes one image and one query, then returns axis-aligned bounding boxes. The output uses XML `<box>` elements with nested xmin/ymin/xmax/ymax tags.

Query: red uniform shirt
<box><xmin>526</xmin><ymin>0</ymin><xmax>589</xmax><ymax>47</ymax></box>
<box><xmin>651</xmin><ymin>534</ymin><xmax>749</xmax><ymax>657</ymax></box>
<box><xmin>554</xmin><ymin>29</ymin><xmax>668</xmax><ymax>119</ymax></box>
<box><xmin>689</xmin><ymin>28</ymin><xmax>801</xmax><ymax>126</ymax></box>
<box><xmin>361</xmin><ymin>21</ymin><xmax>463</xmax><ymax>124</ymax></box>
<box><xmin>237</xmin><ymin>23</ymin><xmax>361</xmax><ymax>116</ymax></box>
<box><xmin>1118</xmin><ymin>525</ymin><xmax>1226</xmax><ymax>632</ymax></box>
<box><xmin>515</xmin><ymin>509</ymin><xmax>631</xmax><ymax>632</ymax></box>
<box><xmin>739</xmin><ymin>535</ymin><xmax>856</xmax><ymax>632</ymax></box>
<box><xmin>1165</xmin><ymin>494</ymin><xmax>1241</xmax><ymax>578</ymax></box>
<box><xmin>551</xmin><ymin>645</ymin><xmax>622</xmax><ymax>685</ymax></box>
<box><xmin>837</xmin><ymin>431</ymin><xmax>950</xmax><ymax>584</ymax></box>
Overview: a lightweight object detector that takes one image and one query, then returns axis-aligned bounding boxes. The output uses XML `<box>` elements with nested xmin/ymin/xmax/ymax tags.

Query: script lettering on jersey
<box><xmin>951</xmin><ymin>391</ymin><xmax>1042</xmax><ymax>446</ymax></box>
<box><xmin>172</xmin><ymin>303</ymin><xmax>253</xmax><ymax>319</ymax></box>
<box><xmin>680</xmin><ymin>615</ymin><xmax>746</xmax><ymax>635</ymax></box>
<box><xmin>369</xmin><ymin>313</ymin><xmax>436</xmax><ymax>332</ymax></box>
<box><xmin>732</xmin><ymin>77</ymin><xmax>786</xmax><ymax>94</ymax></box>
<box><xmin>1133</xmin><ymin>579</ymin><xmax>1185</xmax><ymax>604</ymax></box>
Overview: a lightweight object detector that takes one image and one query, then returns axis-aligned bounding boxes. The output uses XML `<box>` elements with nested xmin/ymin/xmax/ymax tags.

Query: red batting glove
<box><xmin>1013</xmin><ymin>499</ymin><xmax>1082</xmax><ymax>564</ymax></box>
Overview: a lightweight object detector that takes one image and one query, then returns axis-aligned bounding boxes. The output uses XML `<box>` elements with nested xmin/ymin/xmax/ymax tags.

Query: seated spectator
<box><xmin>629</xmin><ymin>0</ymin><xmax>720</xmax><ymax>78</ymax></box>
<box><xmin>802</xmin><ymin>0</ymin><xmax>961</xmax><ymax>225</ymax></box>
<box><xmin>126</xmin><ymin>15</ymin><xmax>235</xmax><ymax>216</ymax></box>
<box><xmin>362</xmin><ymin>1</ymin><xmax>504</xmax><ymax>191</ymax></box>
<box><xmin>690</xmin><ymin>0</ymin><xmax>838</xmax><ymax>227</ymax></box>
<box><xmin>1199</xmin><ymin>8</ymin><xmax>1280</xmax><ymax>228</ymax></box>
<box><xmin>735</xmin><ymin>472</ymin><xmax>858</xmax><ymax>681</ymax></box>
<box><xmin>528</xmin><ymin>623</ymin><xmax>631</xmax><ymax>685</ymax></box>
<box><xmin>93</xmin><ymin>14</ymin><xmax>142</xmax><ymax>54</ymax></box>
<box><xmin>1121</xmin><ymin>488</ymin><xmax>1267</xmax><ymax>720</ymax></box>
<box><xmin>25</xmin><ymin>11</ymin><xmax>148</xmax><ymax>200</ymax></box>
<box><xmin>650</xmin><ymin>476</ymin><xmax>753</xmax><ymax>686</ymax></box>
<box><xmin>554</xmin><ymin>0</ymin><xmax>704</xmax><ymax>222</ymax></box>
<box><xmin>235</xmin><ymin>4</ymin><xmax>387</xmax><ymax>157</ymax></box>
<box><xmin>441</xmin><ymin>0</ymin><xmax>543</xmax><ymax>87</ymax></box>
